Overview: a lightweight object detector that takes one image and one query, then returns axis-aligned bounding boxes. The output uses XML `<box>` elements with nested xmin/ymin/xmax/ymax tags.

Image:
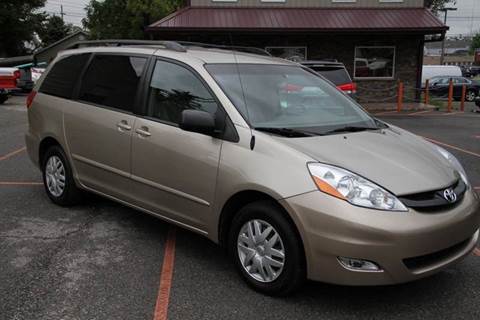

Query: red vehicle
<box><xmin>0</xmin><ymin>68</ymin><xmax>21</xmax><ymax>104</ymax></box>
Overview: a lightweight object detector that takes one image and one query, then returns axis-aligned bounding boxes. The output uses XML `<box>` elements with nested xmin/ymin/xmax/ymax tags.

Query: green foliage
<box><xmin>470</xmin><ymin>33</ymin><xmax>480</xmax><ymax>55</ymax></box>
<box><xmin>83</xmin><ymin>0</ymin><xmax>183</xmax><ymax>40</ymax></box>
<box><xmin>424</xmin><ymin>0</ymin><xmax>457</xmax><ymax>15</ymax></box>
<box><xmin>0</xmin><ymin>0</ymin><xmax>47</xmax><ymax>56</ymax></box>
<box><xmin>37</xmin><ymin>15</ymin><xmax>74</xmax><ymax>47</ymax></box>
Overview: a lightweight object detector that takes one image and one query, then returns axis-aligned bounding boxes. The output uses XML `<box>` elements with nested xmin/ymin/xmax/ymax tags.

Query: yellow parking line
<box><xmin>408</xmin><ymin>110</ymin><xmax>432</xmax><ymax>116</ymax></box>
<box><xmin>441</xmin><ymin>112</ymin><xmax>463</xmax><ymax>116</ymax></box>
<box><xmin>0</xmin><ymin>181</ymin><xmax>43</xmax><ymax>186</ymax></box>
<box><xmin>372</xmin><ymin>110</ymin><xmax>399</xmax><ymax>116</ymax></box>
<box><xmin>0</xmin><ymin>147</ymin><xmax>26</xmax><ymax>161</ymax></box>
<box><xmin>423</xmin><ymin>137</ymin><xmax>480</xmax><ymax>158</ymax></box>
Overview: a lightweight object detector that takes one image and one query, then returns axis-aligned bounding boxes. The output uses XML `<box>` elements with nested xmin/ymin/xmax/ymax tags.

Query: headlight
<box><xmin>307</xmin><ymin>163</ymin><xmax>408</xmax><ymax>212</ymax></box>
<box><xmin>435</xmin><ymin>146</ymin><xmax>469</xmax><ymax>186</ymax></box>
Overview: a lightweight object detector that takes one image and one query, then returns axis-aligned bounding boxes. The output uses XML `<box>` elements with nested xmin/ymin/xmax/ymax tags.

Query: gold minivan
<box><xmin>26</xmin><ymin>41</ymin><xmax>480</xmax><ymax>295</ymax></box>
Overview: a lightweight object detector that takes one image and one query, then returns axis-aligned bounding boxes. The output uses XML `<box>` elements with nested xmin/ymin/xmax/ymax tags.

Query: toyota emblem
<box><xmin>443</xmin><ymin>188</ymin><xmax>457</xmax><ymax>203</ymax></box>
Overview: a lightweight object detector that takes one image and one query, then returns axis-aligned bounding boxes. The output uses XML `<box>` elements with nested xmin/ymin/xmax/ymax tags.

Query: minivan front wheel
<box><xmin>229</xmin><ymin>201</ymin><xmax>305</xmax><ymax>295</ymax></box>
<box><xmin>42</xmin><ymin>145</ymin><xmax>82</xmax><ymax>206</ymax></box>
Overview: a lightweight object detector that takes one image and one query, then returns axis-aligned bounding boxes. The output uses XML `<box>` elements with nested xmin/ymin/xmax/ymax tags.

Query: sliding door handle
<box><xmin>135</xmin><ymin>127</ymin><xmax>151</xmax><ymax>137</ymax></box>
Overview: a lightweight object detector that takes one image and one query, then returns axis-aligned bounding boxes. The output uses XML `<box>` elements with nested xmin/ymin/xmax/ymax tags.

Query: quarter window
<box><xmin>78</xmin><ymin>55</ymin><xmax>147</xmax><ymax>112</ymax></box>
<box><xmin>354</xmin><ymin>46</ymin><xmax>395</xmax><ymax>79</ymax></box>
<box><xmin>147</xmin><ymin>60</ymin><xmax>219</xmax><ymax>125</ymax></box>
<box><xmin>39</xmin><ymin>53</ymin><xmax>90</xmax><ymax>99</ymax></box>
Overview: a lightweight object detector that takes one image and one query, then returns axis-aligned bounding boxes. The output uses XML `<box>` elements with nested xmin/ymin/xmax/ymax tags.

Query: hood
<box><xmin>276</xmin><ymin>126</ymin><xmax>458</xmax><ymax>196</ymax></box>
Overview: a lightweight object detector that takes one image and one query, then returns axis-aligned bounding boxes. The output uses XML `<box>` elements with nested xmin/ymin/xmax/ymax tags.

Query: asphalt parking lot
<box><xmin>1</xmin><ymin>95</ymin><xmax>479</xmax><ymax>320</ymax></box>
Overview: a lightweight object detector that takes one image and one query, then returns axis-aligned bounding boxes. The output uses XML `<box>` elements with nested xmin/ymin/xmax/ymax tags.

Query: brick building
<box><xmin>147</xmin><ymin>0</ymin><xmax>447</xmax><ymax>102</ymax></box>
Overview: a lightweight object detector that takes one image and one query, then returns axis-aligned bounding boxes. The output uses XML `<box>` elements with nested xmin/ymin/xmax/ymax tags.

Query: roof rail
<box><xmin>176</xmin><ymin>41</ymin><xmax>272</xmax><ymax>57</ymax></box>
<box><xmin>68</xmin><ymin>40</ymin><xmax>187</xmax><ymax>52</ymax></box>
<box><xmin>66</xmin><ymin>39</ymin><xmax>272</xmax><ymax>57</ymax></box>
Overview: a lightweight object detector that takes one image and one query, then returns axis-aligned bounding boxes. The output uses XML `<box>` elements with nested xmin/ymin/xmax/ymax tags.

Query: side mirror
<box><xmin>179</xmin><ymin>109</ymin><xmax>216</xmax><ymax>135</ymax></box>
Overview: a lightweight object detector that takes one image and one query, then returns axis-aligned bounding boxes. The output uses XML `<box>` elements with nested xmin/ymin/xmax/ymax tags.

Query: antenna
<box><xmin>228</xmin><ymin>33</ymin><xmax>255</xmax><ymax>150</ymax></box>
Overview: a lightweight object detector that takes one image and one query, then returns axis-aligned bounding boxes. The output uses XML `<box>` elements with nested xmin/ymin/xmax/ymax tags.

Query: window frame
<box><xmin>73</xmin><ymin>52</ymin><xmax>151</xmax><ymax>116</ymax></box>
<box><xmin>140</xmin><ymin>57</ymin><xmax>239</xmax><ymax>142</ymax></box>
<box><xmin>353</xmin><ymin>46</ymin><xmax>396</xmax><ymax>80</ymax></box>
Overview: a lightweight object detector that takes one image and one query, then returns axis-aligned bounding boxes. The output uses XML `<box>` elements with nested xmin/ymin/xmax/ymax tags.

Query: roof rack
<box><xmin>67</xmin><ymin>39</ymin><xmax>272</xmax><ymax>57</ymax></box>
<box><xmin>177</xmin><ymin>41</ymin><xmax>272</xmax><ymax>57</ymax></box>
<box><xmin>68</xmin><ymin>40</ymin><xmax>187</xmax><ymax>52</ymax></box>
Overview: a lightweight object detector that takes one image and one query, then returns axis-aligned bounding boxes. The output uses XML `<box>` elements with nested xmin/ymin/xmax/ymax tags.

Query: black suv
<box><xmin>301</xmin><ymin>61</ymin><xmax>356</xmax><ymax>99</ymax></box>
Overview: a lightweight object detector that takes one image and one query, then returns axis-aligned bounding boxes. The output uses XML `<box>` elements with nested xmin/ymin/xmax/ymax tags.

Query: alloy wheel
<box><xmin>237</xmin><ymin>219</ymin><xmax>285</xmax><ymax>283</ymax></box>
<box><xmin>45</xmin><ymin>155</ymin><xmax>66</xmax><ymax>197</ymax></box>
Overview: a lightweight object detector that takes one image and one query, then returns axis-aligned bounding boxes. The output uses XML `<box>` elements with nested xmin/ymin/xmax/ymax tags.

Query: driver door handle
<box><xmin>135</xmin><ymin>126</ymin><xmax>151</xmax><ymax>137</ymax></box>
<box><xmin>117</xmin><ymin>120</ymin><xmax>132</xmax><ymax>131</ymax></box>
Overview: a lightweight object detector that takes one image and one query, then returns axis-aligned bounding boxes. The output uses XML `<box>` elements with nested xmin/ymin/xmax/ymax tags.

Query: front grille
<box><xmin>398</xmin><ymin>179</ymin><xmax>467</xmax><ymax>212</ymax></box>
<box><xmin>403</xmin><ymin>237</ymin><xmax>470</xmax><ymax>272</ymax></box>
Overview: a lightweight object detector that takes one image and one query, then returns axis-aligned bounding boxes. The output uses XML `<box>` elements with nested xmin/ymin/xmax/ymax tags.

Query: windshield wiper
<box><xmin>322</xmin><ymin>126</ymin><xmax>379</xmax><ymax>135</ymax></box>
<box><xmin>254</xmin><ymin>127</ymin><xmax>318</xmax><ymax>137</ymax></box>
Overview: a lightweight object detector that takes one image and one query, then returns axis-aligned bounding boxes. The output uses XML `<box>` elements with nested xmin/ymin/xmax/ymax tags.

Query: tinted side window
<box><xmin>78</xmin><ymin>55</ymin><xmax>147</xmax><ymax>112</ymax></box>
<box><xmin>148</xmin><ymin>60</ymin><xmax>218</xmax><ymax>125</ymax></box>
<box><xmin>39</xmin><ymin>53</ymin><xmax>90</xmax><ymax>99</ymax></box>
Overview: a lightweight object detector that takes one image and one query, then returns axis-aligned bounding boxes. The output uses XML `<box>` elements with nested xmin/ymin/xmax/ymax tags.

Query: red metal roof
<box><xmin>148</xmin><ymin>7</ymin><xmax>447</xmax><ymax>33</ymax></box>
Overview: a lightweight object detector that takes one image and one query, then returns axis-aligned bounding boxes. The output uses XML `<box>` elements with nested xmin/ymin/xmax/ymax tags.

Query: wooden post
<box><xmin>460</xmin><ymin>84</ymin><xmax>466</xmax><ymax>112</ymax></box>
<box><xmin>447</xmin><ymin>78</ymin><xmax>453</xmax><ymax>113</ymax></box>
<box><xmin>424</xmin><ymin>79</ymin><xmax>430</xmax><ymax>105</ymax></box>
<box><xmin>397</xmin><ymin>81</ymin><xmax>404</xmax><ymax>112</ymax></box>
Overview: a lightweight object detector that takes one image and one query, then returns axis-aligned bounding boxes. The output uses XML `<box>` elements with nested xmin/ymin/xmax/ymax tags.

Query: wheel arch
<box><xmin>217</xmin><ymin>190</ymin><xmax>306</xmax><ymax>257</ymax></box>
<box><xmin>38</xmin><ymin>136</ymin><xmax>62</xmax><ymax>167</ymax></box>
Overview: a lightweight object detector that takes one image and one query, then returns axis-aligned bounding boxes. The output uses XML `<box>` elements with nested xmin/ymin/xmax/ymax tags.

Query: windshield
<box><xmin>205</xmin><ymin>64</ymin><xmax>376</xmax><ymax>135</ymax></box>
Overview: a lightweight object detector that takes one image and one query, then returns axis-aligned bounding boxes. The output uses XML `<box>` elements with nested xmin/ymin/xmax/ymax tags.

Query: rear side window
<box><xmin>78</xmin><ymin>55</ymin><xmax>147</xmax><ymax>112</ymax></box>
<box><xmin>39</xmin><ymin>53</ymin><xmax>90</xmax><ymax>99</ymax></box>
<box><xmin>310</xmin><ymin>67</ymin><xmax>351</xmax><ymax>86</ymax></box>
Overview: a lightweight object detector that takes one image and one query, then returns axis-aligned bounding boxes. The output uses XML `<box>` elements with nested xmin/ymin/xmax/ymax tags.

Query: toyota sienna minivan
<box><xmin>26</xmin><ymin>41</ymin><xmax>480</xmax><ymax>295</ymax></box>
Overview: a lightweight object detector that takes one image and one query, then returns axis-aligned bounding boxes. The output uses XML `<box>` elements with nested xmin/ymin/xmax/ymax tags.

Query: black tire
<box><xmin>0</xmin><ymin>95</ymin><xmax>8</xmax><ymax>104</ymax></box>
<box><xmin>41</xmin><ymin>145</ymin><xmax>82</xmax><ymax>206</ymax></box>
<box><xmin>228</xmin><ymin>201</ymin><xmax>305</xmax><ymax>296</ymax></box>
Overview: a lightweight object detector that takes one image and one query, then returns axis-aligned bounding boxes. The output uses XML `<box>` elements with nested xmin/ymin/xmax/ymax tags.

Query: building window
<box><xmin>265</xmin><ymin>47</ymin><xmax>307</xmax><ymax>62</ymax></box>
<box><xmin>354</xmin><ymin>46</ymin><xmax>395</xmax><ymax>79</ymax></box>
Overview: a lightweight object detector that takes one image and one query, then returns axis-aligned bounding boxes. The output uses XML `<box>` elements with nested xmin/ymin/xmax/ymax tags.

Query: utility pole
<box><xmin>60</xmin><ymin>5</ymin><xmax>65</xmax><ymax>22</ymax></box>
<box><xmin>440</xmin><ymin>7</ymin><xmax>457</xmax><ymax>65</ymax></box>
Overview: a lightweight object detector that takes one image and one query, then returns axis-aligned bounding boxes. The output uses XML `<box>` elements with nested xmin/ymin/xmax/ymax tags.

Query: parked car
<box><xmin>428</xmin><ymin>76</ymin><xmax>480</xmax><ymax>101</ymax></box>
<box><xmin>0</xmin><ymin>67</ymin><xmax>20</xmax><ymax>104</ymax></box>
<box><xmin>467</xmin><ymin>66</ymin><xmax>480</xmax><ymax>78</ymax></box>
<box><xmin>461</xmin><ymin>66</ymin><xmax>480</xmax><ymax>78</ymax></box>
<box><xmin>475</xmin><ymin>96</ymin><xmax>480</xmax><ymax>112</ymax></box>
<box><xmin>422</xmin><ymin>65</ymin><xmax>462</xmax><ymax>86</ymax></box>
<box><xmin>31</xmin><ymin>67</ymin><xmax>46</xmax><ymax>83</ymax></box>
<box><xmin>26</xmin><ymin>41</ymin><xmax>480</xmax><ymax>295</ymax></box>
<box><xmin>301</xmin><ymin>60</ymin><xmax>356</xmax><ymax>99</ymax></box>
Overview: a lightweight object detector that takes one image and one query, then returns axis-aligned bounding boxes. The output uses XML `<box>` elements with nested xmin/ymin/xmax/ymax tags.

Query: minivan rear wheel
<box><xmin>42</xmin><ymin>145</ymin><xmax>82</xmax><ymax>206</ymax></box>
<box><xmin>228</xmin><ymin>201</ymin><xmax>305</xmax><ymax>295</ymax></box>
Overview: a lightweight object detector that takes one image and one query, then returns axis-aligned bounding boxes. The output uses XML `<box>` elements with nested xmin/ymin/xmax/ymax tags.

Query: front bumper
<box><xmin>281</xmin><ymin>189</ymin><xmax>480</xmax><ymax>285</ymax></box>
